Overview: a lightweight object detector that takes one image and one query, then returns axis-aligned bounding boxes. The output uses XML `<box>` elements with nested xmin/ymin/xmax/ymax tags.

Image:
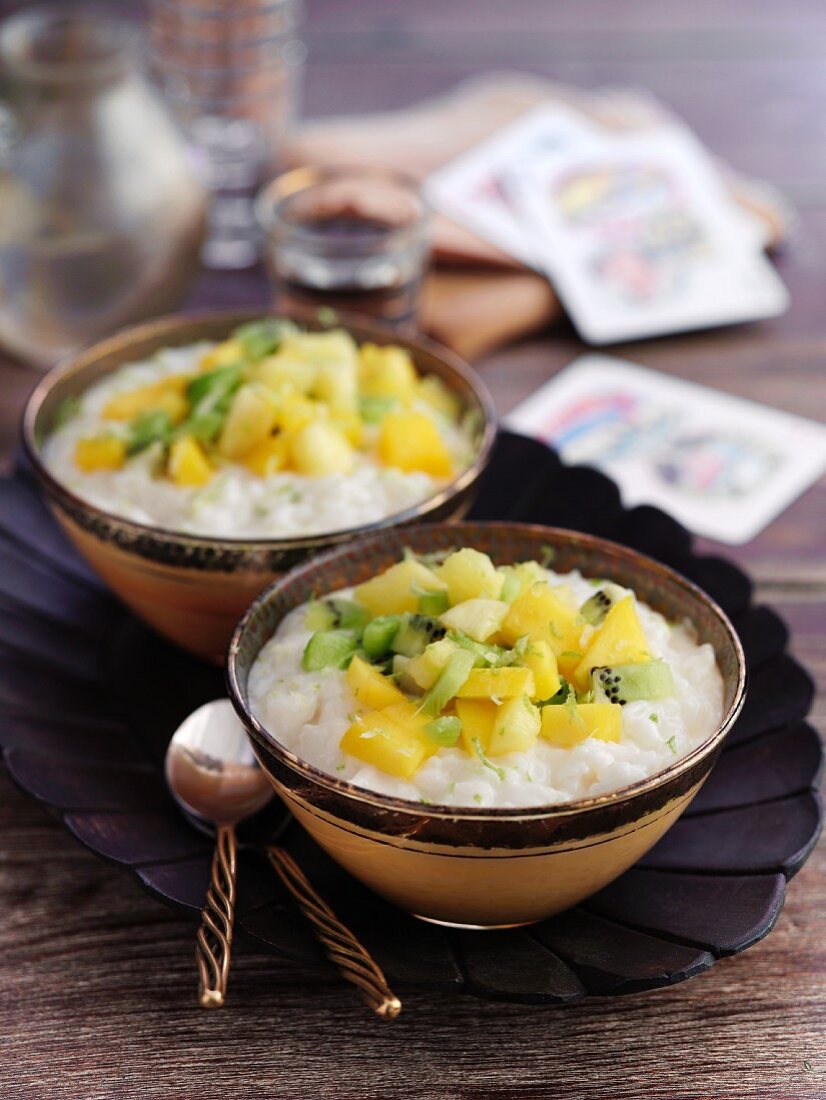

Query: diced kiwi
<box><xmin>579</xmin><ymin>582</ymin><xmax>627</xmax><ymax>627</ymax></box>
<box><xmin>126</xmin><ymin>409</ymin><xmax>174</xmax><ymax>456</ymax></box>
<box><xmin>233</xmin><ymin>318</ymin><xmax>297</xmax><ymax>361</ymax></box>
<box><xmin>362</xmin><ymin>615</ymin><xmax>401</xmax><ymax>660</ymax></box>
<box><xmin>305</xmin><ymin>597</ymin><xmax>369</xmax><ymax>633</ymax></box>
<box><xmin>391</xmin><ymin>613</ymin><xmax>446</xmax><ymax>658</ymax></box>
<box><xmin>301</xmin><ymin>630</ymin><xmax>358</xmax><ymax>671</ymax></box>
<box><xmin>540</xmin><ymin>679</ymin><xmax>573</xmax><ymax>706</ymax></box>
<box><xmin>498</xmin><ymin>568</ymin><xmax>521</xmax><ymax>603</ymax></box>
<box><xmin>418</xmin><ymin>588</ymin><xmax>449</xmax><ymax>617</ymax></box>
<box><xmin>358</xmin><ymin>395</ymin><xmax>398</xmax><ymax>423</ymax></box>
<box><xmin>424</xmin><ymin>716</ymin><xmax>462</xmax><ymax>747</ymax></box>
<box><xmin>591</xmin><ymin>660</ymin><xmax>675</xmax><ymax>705</ymax></box>
<box><xmin>447</xmin><ymin>631</ymin><xmax>509</xmax><ymax>668</ymax></box>
<box><xmin>421</xmin><ymin>649</ymin><xmax>475</xmax><ymax>717</ymax></box>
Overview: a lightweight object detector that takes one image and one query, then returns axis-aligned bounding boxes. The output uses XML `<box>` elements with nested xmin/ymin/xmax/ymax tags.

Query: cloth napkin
<box><xmin>287</xmin><ymin>74</ymin><xmax>793</xmax><ymax>360</ymax></box>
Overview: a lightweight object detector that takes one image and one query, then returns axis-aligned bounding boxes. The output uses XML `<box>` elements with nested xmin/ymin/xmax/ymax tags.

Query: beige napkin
<box><xmin>287</xmin><ymin>74</ymin><xmax>792</xmax><ymax>360</ymax></box>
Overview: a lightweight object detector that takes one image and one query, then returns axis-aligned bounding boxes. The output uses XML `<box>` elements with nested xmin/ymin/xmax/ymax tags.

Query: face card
<box><xmin>505</xmin><ymin>355</ymin><xmax>826</xmax><ymax>544</ymax></box>
<box><xmin>509</xmin><ymin>126</ymin><xmax>789</xmax><ymax>343</ymax></box>
<box><xmin>425</xmin><ymin>104</ymin><xmax>603</xmax><ymax>268</ymax></box>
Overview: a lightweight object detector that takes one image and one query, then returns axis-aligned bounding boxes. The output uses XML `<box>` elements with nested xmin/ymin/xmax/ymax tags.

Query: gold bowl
<box><xmin>22</xmin><ymin>310</ymin><xmax>496</xmax><ymax>662</ymax></box>
<box><xmin>227</xmin><ymin>522</ymin><xmax>747</xmax><ymax>929</ymax></box>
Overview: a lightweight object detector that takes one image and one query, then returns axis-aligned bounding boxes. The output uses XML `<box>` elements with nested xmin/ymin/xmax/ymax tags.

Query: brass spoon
<box><xmin>165</xmin><ymin>699</ymin><xmax>401</xmax><ymax>1016</ymax></box>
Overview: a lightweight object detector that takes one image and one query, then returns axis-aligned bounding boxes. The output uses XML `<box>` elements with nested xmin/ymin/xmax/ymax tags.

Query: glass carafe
<box><xmin>0</xmin><ymin>5</ymin><xmax>207</xmax><ymax>368</ymax></box>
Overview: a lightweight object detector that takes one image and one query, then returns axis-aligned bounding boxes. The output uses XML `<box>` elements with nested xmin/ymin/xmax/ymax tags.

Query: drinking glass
<box><xmin>256</xmin><ymin>166</ymin><xmax>430</xmax><ymax>328</ymax></box>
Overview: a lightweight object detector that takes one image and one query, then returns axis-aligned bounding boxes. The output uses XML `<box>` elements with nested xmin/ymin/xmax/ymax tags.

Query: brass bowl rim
<box><xmin>21</xmin><ymin>307</ymin><xmax>497</xmax><ymax>553</ymax></box>
<box><xmin>226</xmin><ymin>520</ymin><xmax>748</xmax><ymax>822</ymax></box>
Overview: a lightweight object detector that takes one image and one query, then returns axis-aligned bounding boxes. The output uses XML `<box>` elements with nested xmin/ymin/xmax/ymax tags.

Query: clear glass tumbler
<box><xmin>256</xmin><ymin>166</ymin><xmax>430</xmax><ymax>328</ymax></box>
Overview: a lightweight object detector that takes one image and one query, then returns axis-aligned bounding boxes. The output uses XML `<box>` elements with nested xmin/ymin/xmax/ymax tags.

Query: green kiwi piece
<box><xmin>421</xmin><ymin>649</ymin><xmax>475</xmax><ymax>717</ymax></box>
<box><xmin>305</xmin><ymin>598</ymin><xmax>369</xmax><ymax>633</ymax></box>
<box><xmin>391</xmin><ymin>613</ymin><xmax>446</xmax><ymax>658</ymax></box>
<box><xmin>362</xmin><ymin>615</ymin><xmax>401</xmax><ymax>660</ymax></box>
<box><xmin>579</xmin><ymin>582</ymin><xmax>628</xmax><ymax>626</ymax></box>
<box><xmin>301</xmin><ymin>630</ymin><xmax>358</xmax><ymax>671</ymax></box>
<box><xmin>592</xmin><ymin>660</ymin><xmax>675</xmax><ymax>705</ymax></box>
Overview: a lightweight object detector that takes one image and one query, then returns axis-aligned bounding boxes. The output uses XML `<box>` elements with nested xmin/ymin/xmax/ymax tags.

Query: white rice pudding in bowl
<box><xmin>248</xmin><ymin>547</ymin><xmax>725</xmax><ymax>809</ymax></box>
<box><xmin>42</xmin><ymin>319</ymin><xmax>475</xmax><ymax>539</ymax></box>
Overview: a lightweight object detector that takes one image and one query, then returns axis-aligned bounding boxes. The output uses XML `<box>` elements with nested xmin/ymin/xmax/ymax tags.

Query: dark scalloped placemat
<box><xmin>0</xmin><ymin>432</ymin><xmax>821</xmax><ymax>1005</ymax></box>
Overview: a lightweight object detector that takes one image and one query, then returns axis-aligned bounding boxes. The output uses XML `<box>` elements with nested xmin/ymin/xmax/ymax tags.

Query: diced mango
<box><xmin>359</xmin><ymin>343</ymin><xmax>418</xmax><ymax>401</ymax></box>
<box><xmin>520</xmin><ymin>640</ymin><xmax>561</xmax><ymax>701</ymax></box>
<box><xmin>572</xmin><ymin>596</ymin><xmax>651</xmax><ymax>692</ymax></box>
<box><xmin>217</xmin><ymin>383</ymin><xmax>279</xmax><ymax>460</ymax></box>
<box><xmin>540</xmin><ymin>702</ymin><xmax>623</xmax><ymax>747</ymax></box>
<box><xmin>102</xmin><ymin>378</ymin><xmax>190</xmax><ymax>423</ymax></box>
<box><xmin>330</xmin><ymin>409</ymin><xmax>365</xmax><ymax>448</ymax></box>
<box><xmin>406</xmin><ymin>637</ymin><xmax>459</xmax><ymax>690</ymax></box>
<box><xmin>168</xmin><ymin>435</ymin><xmax>213</xmax><ymax>487</ymax></box>
<box><xmin>340</xmin><ymin>709</ymin><xmax>433</xmax><ymax>780</ymax></box>
<box><xmin>500</xmin><ymin>582</ymin><xmax>583</xmax><ymax>661</ymax></box>
<box><xmin>456</xmin><ymin>666</ymin><xmax>535</xmax><ymax>699</ymax></box>
<box><xmin>274</xmin><ymin>394</ymin><xmax>327</xmax><ymax>434</ymax></box>
<box><xmin>254</xmin><ymin>353</ymin><xmax>317</xmax><ymax>396</ymax></box>
<box><xmin>199</xmin><ymin>339</ymin><xmax>244</xmax><ymax>372</ymax></box>
<box><xmin>74</xmin><ymin>435</ymin><xmax>127</xmax><ymax>472</ymax></box>
<box><xmin>416</xmin><ymin>375</ymin><xmax>461</xmax><ymax>421</ymax></box>
<box><xmin>354</xmin><ymin>559</ymin><xmax>447</xmax><ymax>617</ymax></box>
<box><xmin>381</xmin><ymin>700</ymin><xmax>433</xmax><ymax>736</ymax></box>
<box><xmin>437</xmin><ymin>549</ymin><xmax>503</xmax><ymax>605</ymax></box>
<box><xmin>242</xmin><ymin>434</ymin><xmax>289</xmax><ymax>476</ymax></box>
<box><xmin>312</xmin><ymin>360</ymin><xmax>359</xmax><ymax>414</ymax></box>
<box><xmin>456</xmin><ymin>698</ymin><xmax>498</xmax><ymax>755</ymax></box>
<box><xmin>377</xmin><ymin>411</ymin><xmax>453</xmax><ymax>477</ymax></box>
<box><xmin>440</xmin><ymin>598</ymin><xmax>509</xmax><ymax>643</ymax></box>
<box><xmin>487</xmin><ymin>696</ymin><xmax>541</xmax><ymax>756</ymax></box>
<box><xmin>290</xmin><ymin>422</ymin><xmax>355</xmax><ymax>476</ymax></box>
<box><xmin>346</xmin><ymin>655</ymin><xmax>407</xmax><ymax>710</ymax></box>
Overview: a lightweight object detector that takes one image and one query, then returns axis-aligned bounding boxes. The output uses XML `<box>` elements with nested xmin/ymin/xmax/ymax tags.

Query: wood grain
<box><xmin>0</xmin><ymin>0</ymin><xmax>824</xmax><ymax>1096</ymax></box>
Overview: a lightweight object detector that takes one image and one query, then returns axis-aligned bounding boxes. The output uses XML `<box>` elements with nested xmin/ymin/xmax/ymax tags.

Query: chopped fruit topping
<box><xmin>437</xmin><ymin>548</ymin><xmax>503</xmax><ymax>605</ymax></box>
<box><xmin>74</xmin><ymin>435</ymin><xmax>127</xmax><ymax>472</ymax></box>
<box><xmin>167</xmin><ymin>436</ymin><xmax>213</xmax><ymax>487</ymax></box>
<box><xmin>456</xmin><ymin>699</ymin><xmax>497</xmax><ymax>756</ymax></box>
<box><xmin>346</xmin><ymin>655</ymin><xmax>407</xmax><ymax>710</ymax></box>
<box><xmin>377</xmin><ymin>411</ymin><xmax>454</xmax><ymax>477</ymax></box>
<box><xmin>540</xmin><ymin>702</ymin><xmax>622</xmax><ymax>747</ymax></box>
<box><xmin>455</xmin><ymin>666</ymin><xmax>536</xmax><ymax>700</ymax></box>
<box><xmin>487</xmin><ymin>696</ymin><xmax>541</xmax><ymax>756</ymax></box>
<box><xmin>358</xmin><ymin>343</ymin><xmax>418</xmax><ymax>401</ymax></box>
<box><xmin>354</xmin><ymin>559</ymin><xmax>447</xmax><ymax>617</ymax></box>
<box><xmin>520</xmin><ymin>640</ymin><xmax>561</xmax><ymax>701</ymax></box>
<box><xmin>290</xmin><ymin>422</ymin><xmax>356</xmax><ymax>476</ymax></box>
<box><xmin>340</xmin><ymin>709</ymin><xmax>436</xmax><ymax>780</ymax></box>
<box><xmin>572</xmin><ymin>596</ymin><xmax>651</xmax><ymax>691</ymax></box>
<box><xmin>242</xmin><ymin>434</ymin><xmax>289</xmax><ymax>476</ymax></box>
<box><xmin>440</xmin><ymin>598</ymin><xmax>509</xmax><ymax>643</ymax></box>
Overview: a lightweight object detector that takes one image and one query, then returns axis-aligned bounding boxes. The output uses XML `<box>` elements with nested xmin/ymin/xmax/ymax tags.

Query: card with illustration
<box><xmin>425</xmin><ymin>103</ymin><xmax>603</xmax><ymax>268</ymax></box>
<box><xmin>509</xmin><ymin>126</ymin><xmax>789</xmax><ymax>343</ymax></box>
<box><xmin>505</xmin><ymin>355</ymin><xmax>826</xmax><ymax>544</ymax></box>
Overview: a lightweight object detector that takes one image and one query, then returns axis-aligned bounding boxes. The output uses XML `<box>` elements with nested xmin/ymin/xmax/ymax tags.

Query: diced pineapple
<box><xmin>439</xmin><ymin>598</ymin><xmax>509</xmax><ymax>643</ymax></box>
<box><xmin>282</xmin><ymin>330</ymin><xmax>359</xmax><ymax>369</ymax></box>
<box><xmin>540</xmin><ymin>702</ymin><xmax>622</xmax><ymax>747</ymax></box>
<box><xmin>377</xmin><ymin>411</ymin><xmax>453</xmax><ymax>477</ymax></box>
<box><xmin>74</xmin><ymin>435</ymin><xmax>127</xmax><ymax>472</ymax></box>
<box><xmin>456</xmin><ymin>666</ymin><xmax>535</xmax><ymax>699</ymax></box>
<box><xmin>381</xmin><ymin>700</ymin><xmax>432</xmax><ymax>734</ymax></box>
<box><xmin>340</xmin><ymin>709</ymin><xmax>433</xmax><ymax>780</ymax></box>
<box><xmin>437</xmin><ymin>548</ymin><xmax>504</xmax><ymax>605</ymax></box>
<box><xmin>416</xmin><ymin>375</ymin><xmax>461</xmax><ymax>421</ymax></box>
<box><xmin>102</xmin><ymin>378</ymin><xmax>190</xmax><ymax>423</ymax></box>
<box><xmin>456</xmin><ymin>699</ymin><xmax>498</xmax><ymax>755</ymax></box>
<box><xmin>500</xmin><ymin>582</ymin><xmax>583</xmax><ymax>660</ymax></box>
<box><xmin>359</xmin><ymin>343</ymin><xmax>418</xmax><ymax>401</ymax></box>
<box><xmin>242</xmin><ymin>434</ymin><xmax>289</xmax><ymax>476</ymax></box>
<box><xmin>487</xmin><ymin>696</ymin><xmax>541</xmax><ymax>757</ymax></box>
<box><xmin>274</xmin><ymin>394</ymin><xmax>326</xmax><ymax>434</ymax></box>
<box><xmin>168</xmin><ymin>436</ymin><xmax>213</xmax><ymax>487</ymax></box>
<box><xmin>217</xmin><ymin>383</ymin><xmax>278</xmax><ymax>460</ymax></box>
<box><xmin>406</xmin><ymin>637</ymin><xmax>459</xmax><ymax>690</ymax></box>
<box><xmin>354</xmin><ymin>559</ymin><xmax>447</xmax><ymax>617</ymax></box>
<box><xmin>346</xmin><ymin>655</ymin><xmax>407</xmax><ymax>710</ymax></box>
<box><xmin>572</xmin><ymin>596</ymin><xmax>651</xmax><ymax>692</ymax></box>
<box><xmin>254</xmin><ymin>353</ymin><xmax>317</xmax><ymax>397</ymax></box>
<box><xmin>312</xmin><ymin>360</ymin><xmax>359</xmax><ymax>414</ymax></box>
<box><xmin>290</xmin><ymin>422</ymin><xmax>355</xmax><ymax>476</ymax></box>
<box><xmin>330</xmin><ymin>410</ymin><xmax>365</xmax><ymax>447</ymax></box>
<box><xmin>520</xmin><ymin>640</ymin><xmax>560</xmax><ymax>701</ymax></box>
<box><xmin>199</xmin><ymin>339</ymin><xmax>244</xmax><ymax>372</ymax></box>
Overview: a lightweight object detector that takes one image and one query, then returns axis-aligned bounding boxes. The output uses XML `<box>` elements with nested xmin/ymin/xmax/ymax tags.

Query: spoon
<box><xmin>165</xmin><ymin>699</ymin><xmax>401</xmax><ymax>1017</ymax></box>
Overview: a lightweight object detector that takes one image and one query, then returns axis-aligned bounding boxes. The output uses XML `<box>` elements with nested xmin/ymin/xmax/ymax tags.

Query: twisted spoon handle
<box><xmin>196</xmin><ymin>823</ymin><xmax>237</xmax><ymax>1008</ymax></box>
<box><xmin>266</xmin><ymin>845</ymin><xmax>401</xmax><ymax>1019</ymax></box>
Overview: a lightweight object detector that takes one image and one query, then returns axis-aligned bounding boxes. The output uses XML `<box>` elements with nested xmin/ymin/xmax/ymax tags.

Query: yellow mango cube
<box><xmin>359</xmin><ymin>343</ymin><xmax>418</xmax><ymax>401</ymax></box>
<box><xmin>218</xmin><ymin>383</ymin><xmax>279</xmax><ymax>460</ymax></box>
<box><xmin>282</xmin><ymin>330</ymin><xmax>359</xmax><ymax>369</ymax></box>
<box><xmin>500</xmin><ymin>582</ymin><xmax>583</xmax><ymax>657</ymax></box>
<box><xmin>346</xmin><ymin>655</ymin><xmax>407</xmax><ymax>711</ymax></box>
<box><xmin>102</xmin><ymin>378</ymin><xmax>190</xmax><ymax>423</ymax></box>
<box><xmin>274</xmin><ymin>393</ymin><xmax>326</xmax><ymax>434</ymax></box>
<box><xmin>242</xmin><ymin>434</ymin><xmax>288</xmax><ymax>476</ymax></box>
<box><xmin>312</xmin><ymin>360</ymin><xmax>359</xmax><ymax>413</ymax></box>
<box><xmin>456</xmin><ymin>666</ymin><xmax>535</xmax><ymax>700</ymax></box>
<box><xmin>572</xmin><ymin>596</ymin><xmax>651</xmax><ymax>691</ymax></box>
<box><xmin>521</xmin><ymin>640</ymin><xmax>561</xmax><ymax>701</ymax></box>
<box><xmin>487</xmin><ymin>696</ymin><xmax>541</xmax><ymax>756</ymax></box>
<box><xmin>290</xmin><ymin>422</ymin><xmax>355</xmax><ymax>476</ymax></box>
<box><xmin>199</xmin><ymin>339</ymin><xmax>244</xmax><ymax>371</ymax></box>
<box><xmin>168</xmin><ymin>436</ymin><xmax>213</xmax><ymax>488</ymax></box>
<box><xmin>456</xmin><ymin>698</ymin><xmax>498</xmax><ymax>755</ymax></box>
<box><xmin>540</xmin><ymin>702</ymin><xmax>622</xmax><ymax>747</ymax></box>
<box><xmin>354</xmin><ymin>559</ymin><xmax>447</xmax><ymax>617</ymax></box>
<box><xmin>74</xmin><ymin>435</ymin><xmax>127</xmax><ymax>472</ymax></box>
<box><xmin>406</xmin><ymin>637</ymin><xmax>459</xmax><ymax>691</ymax></box>
<box><xmin>340</xmin><ymin>710</ymin><xmax>434</xmax><ymax>780</ymax></box>
<box><xmin>437</xmin><ymin>548</ymin><xmax>503</xmax><ymax>605</ymax></box>
<box><xmin>377</xmin><ymin>411</ymin><xmax>454</xmax><ymax>477</ymax></box>
<box><xmin>254</xmin><ymin>353</ymin><xmax>317</xmax><ymax>396</ymax></box>
<box><xmin>416</xmin><ymin>375</ymin><xmax>461</xmax><ymax>421</ymax></box>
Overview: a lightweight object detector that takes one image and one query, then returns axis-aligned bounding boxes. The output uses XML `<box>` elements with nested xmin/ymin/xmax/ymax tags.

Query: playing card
<box><xmin>505</xmin><ymin>355</ymin><xmax>826</xmax><ymax>544</ymax></box>
<box><xmin>425</xmin><ymin>104</ymin><xmax>603</xmax><ymax>268</ymax></box>
<box><xmin>509</xmin><ymin>126</ymin><xmax>789</xmax><ymax>343</ymax></box>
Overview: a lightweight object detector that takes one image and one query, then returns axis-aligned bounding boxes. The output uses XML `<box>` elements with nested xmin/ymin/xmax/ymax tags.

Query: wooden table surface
<box><xmin>1</xmin><ymin>2</ymin><xmax>824</xmax><ymax>1098</ymax></box>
